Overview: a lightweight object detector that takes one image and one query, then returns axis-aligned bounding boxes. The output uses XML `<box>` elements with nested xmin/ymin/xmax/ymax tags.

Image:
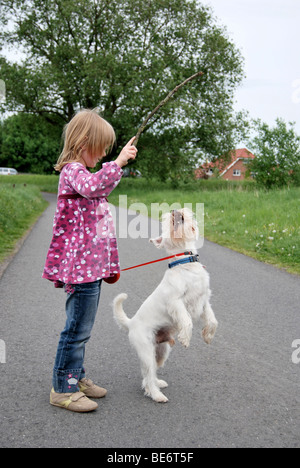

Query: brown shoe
<box><xmin>78</xmin><ymin>378</ymin><xmax>107</xmax><ymax>398</ymax></box>
<box><xmin>50</xmin><ymin>388</ymin><xmax>98</xmax><ymax>413</ymax></box>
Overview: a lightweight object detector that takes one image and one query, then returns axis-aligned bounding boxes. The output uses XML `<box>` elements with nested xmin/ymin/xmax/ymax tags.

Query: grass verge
<box><xmin>0</xmin><ymin>174</ymin><xmax>59</xmax><ymax>193</ymax></box>
<box><xmin>0</xmin><ymin>183</ymin><xmax>48</xmax><ymax>263</ymax></box>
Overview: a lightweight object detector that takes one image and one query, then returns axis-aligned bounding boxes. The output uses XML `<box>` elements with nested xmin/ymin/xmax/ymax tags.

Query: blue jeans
<box><xmin>52</xmin><ymin>280</ymin><xmax>102</xmax><ymax>393</ymax></box>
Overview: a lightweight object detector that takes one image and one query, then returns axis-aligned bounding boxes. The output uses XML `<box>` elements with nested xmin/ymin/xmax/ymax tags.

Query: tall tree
<box><xmin>248</xmin><ymin>118</ymin><xmax>300</xmax><ymax>188</ymax></box>
<box><xmin>0</xmin><ymin>0</ymin><xmax>245</xmax><ymax>177</ymax></box>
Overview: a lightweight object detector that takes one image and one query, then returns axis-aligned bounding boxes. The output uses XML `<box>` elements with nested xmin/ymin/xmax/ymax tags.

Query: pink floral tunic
<box><xmin>42</xmin><ymin>161</ymin><xmax>123</xmax><ymax>286</ymax></box>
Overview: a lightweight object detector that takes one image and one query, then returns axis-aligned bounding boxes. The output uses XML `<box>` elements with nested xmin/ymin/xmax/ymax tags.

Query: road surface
<box><xmin>0</xmin><ymin>193</ymin><xmax>299</xmax><ymax>448</ymax></box>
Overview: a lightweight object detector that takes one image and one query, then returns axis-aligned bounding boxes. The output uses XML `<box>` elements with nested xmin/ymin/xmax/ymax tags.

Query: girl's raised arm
<box><xmin>65</xmin><ymin>162</ymin><xmax>123</xmax><ymax>199</ymax></box>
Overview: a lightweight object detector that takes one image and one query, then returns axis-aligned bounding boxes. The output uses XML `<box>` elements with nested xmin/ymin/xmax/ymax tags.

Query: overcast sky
<box><xmin>205</xmin><ymin>0</ymin><xmax>300</xmax><ymax>135</ymax></box>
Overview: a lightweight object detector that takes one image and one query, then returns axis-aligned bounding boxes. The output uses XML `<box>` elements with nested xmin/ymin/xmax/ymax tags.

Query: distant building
<box><xmin>196</xmin><ymin>148</ymin><xmax>256</xmax><ymax>180</ymax></box>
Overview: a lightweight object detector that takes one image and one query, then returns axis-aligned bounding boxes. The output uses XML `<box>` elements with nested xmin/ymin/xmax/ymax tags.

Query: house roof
<box><xmin>199</xmin><ymin>148</ymin><xmax>255</xmax><ymax>176</ymax></box>
<box><xmin>219</xmin><ymin>148</ymin><xmax>255</xmax><ymax>177</ymax></box>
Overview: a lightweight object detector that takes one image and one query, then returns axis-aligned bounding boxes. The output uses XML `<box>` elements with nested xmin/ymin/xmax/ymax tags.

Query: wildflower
<box><xmin>268</xmin><ymin>237</ymin><xmax>274</xmax><ymax>241</ymax></box>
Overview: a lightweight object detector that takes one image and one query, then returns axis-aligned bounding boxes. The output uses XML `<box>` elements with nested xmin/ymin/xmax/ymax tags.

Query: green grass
<box><xmin>0</xmin><ymin>183</ymin><xmax>48</xmax><ymax>262</ymax></box>
<box><xmin>0</xmin><ymin>174</ymin><xmax>59</xmax><ymax>193</ymax></box>
<box><xmin>110</xmin><ymin>179</ymin><xmax>300</xmax><ymax>275</ymax></box>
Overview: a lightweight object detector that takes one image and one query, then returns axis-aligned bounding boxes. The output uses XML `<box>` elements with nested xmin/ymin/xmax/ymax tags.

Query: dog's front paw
<box><xmin>202</xmin><ymin>323</ymin><xmax>217</xmax><ymax>344</ymax></box>
<box><xmin>178</xmin><ymin>334</ymin><xmax>190</xmax><ymax>348</ymax></box>
<box><xmin>178</xmin><ymin>330</ymin><xmax>191</xmax><ymax>348</ymax></box>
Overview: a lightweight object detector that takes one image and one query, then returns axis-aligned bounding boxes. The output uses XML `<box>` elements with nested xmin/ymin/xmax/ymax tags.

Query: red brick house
<box><xmin>196</xmin><ymin>148</ymin><xmax>255</xmax><ymax>180</ymax></box>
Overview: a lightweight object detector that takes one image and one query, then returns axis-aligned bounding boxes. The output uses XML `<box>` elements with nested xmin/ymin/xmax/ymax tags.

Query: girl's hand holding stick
<box><xmin>115</xmin><ymin>136</ymin><xmax>138</xmax><ymax>168</ymax></box>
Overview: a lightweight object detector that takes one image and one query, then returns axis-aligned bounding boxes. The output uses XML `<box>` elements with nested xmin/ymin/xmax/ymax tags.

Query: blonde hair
<box><xmin>54</xmin><ymin>109</ymin><xmax>116</xmax><ymax>172</ymax></box>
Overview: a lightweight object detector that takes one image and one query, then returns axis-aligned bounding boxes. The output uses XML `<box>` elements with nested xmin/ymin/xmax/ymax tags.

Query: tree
<box><xmin>248</xmin><ymin>119</ymin><xmax>300</xmax><ymax>188</ymax></box>
<box><xmin>0</xmin><ymin>0</ymin><xmax>245</xmax><ymax>178</ymax></box>
<box><xmin>0</xmin><ymin>113</ymin><xmax>61</xmax><ymax>173</ymax></box>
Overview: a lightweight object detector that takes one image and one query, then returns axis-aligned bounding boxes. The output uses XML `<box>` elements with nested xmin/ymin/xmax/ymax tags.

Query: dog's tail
<box><xmin>113</xmin><ymin>293</ymin><xmax>131</xmax><ymax>332</ymax></box>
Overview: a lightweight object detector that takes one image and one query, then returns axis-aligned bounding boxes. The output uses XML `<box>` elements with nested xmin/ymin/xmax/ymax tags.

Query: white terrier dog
<box><xmin>113</xmin><ymin>208</ymin><xmax>218</xmax><ymax>403</ymax></box>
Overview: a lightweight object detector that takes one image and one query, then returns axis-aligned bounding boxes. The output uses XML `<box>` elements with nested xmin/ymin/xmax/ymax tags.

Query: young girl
<box><xmin>43</xmin><ymin>109</ymin><xmax>137</xmax><ymax>413</ymax></box>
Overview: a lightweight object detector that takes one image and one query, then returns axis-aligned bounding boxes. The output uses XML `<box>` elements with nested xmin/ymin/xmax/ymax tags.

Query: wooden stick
<box><xmin>133</xmin><ymin>70</ymin><xmax>204</xmax><ymax>147</ymax></box>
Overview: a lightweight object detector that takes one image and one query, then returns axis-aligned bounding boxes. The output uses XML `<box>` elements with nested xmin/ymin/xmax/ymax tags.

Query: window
<box><xmin>233</xmin><ymin>170</ymin><xmax>241</xmax><ymax>177</ymax></box>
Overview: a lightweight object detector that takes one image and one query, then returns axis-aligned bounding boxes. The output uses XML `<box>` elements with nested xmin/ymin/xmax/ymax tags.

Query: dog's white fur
<box><xmin>113</xmin><ymin>208</ymin><xmax>218</xmax><ymax>403</ymax></box>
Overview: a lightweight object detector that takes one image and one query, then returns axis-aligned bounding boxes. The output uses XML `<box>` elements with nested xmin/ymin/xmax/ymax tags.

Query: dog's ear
<box><xmin>149</xmin><ymin>236</ymin><xmax>163</xmax><ymax>248</ymax></box>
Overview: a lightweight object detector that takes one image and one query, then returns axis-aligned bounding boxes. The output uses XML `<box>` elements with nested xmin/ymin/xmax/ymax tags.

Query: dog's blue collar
<box><xmin>168</xmin><ymin>254</ymin><xmax>200</xmax><ymax>269</ymax></box>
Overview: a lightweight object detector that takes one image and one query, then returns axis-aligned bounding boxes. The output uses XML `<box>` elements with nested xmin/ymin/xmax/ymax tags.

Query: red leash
<box><xmin>104</xmin><ymin>251</ymin><xmax>196</xmax><ymax>284</ymax></box>
<box><xmin>121</xmin><ymin>252</ymin><xmax>192</xmax><ymax>272</ymax></box>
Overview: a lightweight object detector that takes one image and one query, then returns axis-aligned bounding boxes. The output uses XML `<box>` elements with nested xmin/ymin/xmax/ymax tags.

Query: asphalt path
<box><xmin>0</xmin><ymin>193</ymin><xmax>299</xmax><ymax>448</ymax></box>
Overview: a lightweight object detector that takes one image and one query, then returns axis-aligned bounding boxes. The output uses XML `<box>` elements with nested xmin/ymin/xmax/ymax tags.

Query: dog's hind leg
<box><xmin>130</xmin><ymin>332</ymin><xmax>168</xmax><ymax>403</ymax></box>
<box><xmin>155</xmin><ymin>343</ymin><xmax>171</xmax><ymax>389</ymax></box>
<box><xmin>156</xmin><ymin>342</ymin><xmax>171</xmax><ymax>368</ymax></box>
<box><xmin>142</xmin><ymin>353</ymin><xmax>169</xmax><ymax>403</ymax></box>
